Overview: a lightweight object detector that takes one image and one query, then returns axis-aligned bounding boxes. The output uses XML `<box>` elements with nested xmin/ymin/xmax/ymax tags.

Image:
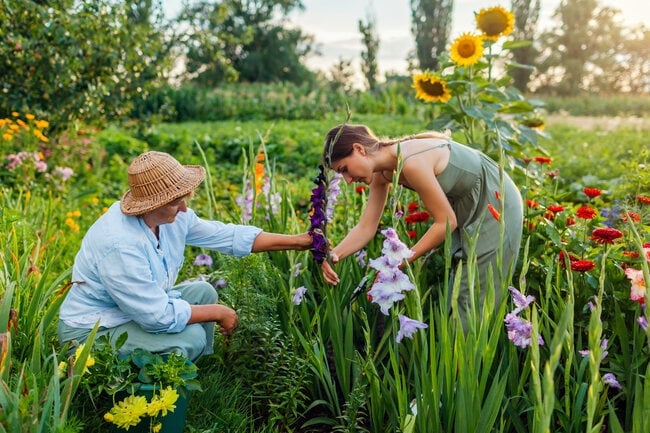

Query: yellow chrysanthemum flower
<box><xmin>147</xmin><ymin>386</ymin><xmax>179</xmax><ymax>417</ymax></box>
<box><xmin>152</xmin><ymin>423</ymin><xmax>163</xmax><ymax>433</ymax></box>
<box><xmin>73</xmin><ymin>344</ymin><xmax>95</xmax><ymax>373</ymax></box>
<box><xmin>58</xmin><ymin>361</ymin><xmax>68</xmax><ymax>378</ymax></box>
<box><xmin>475</xmin><ymin>6</ymin><xmax>515</xmax><ymax>41</ymax></box>
<box><xmin>412</xmin><ymin>73</ymin><xmax>452</xmax><ymax>103</ymax></box>
<box><xmin>450</xmin><ymin>33</ymin><xmax>484</xmax><ymax>67</ymax></box>
<box><xmin>107</xmin><ymin>395</ymin><xmax>148</xmax><ymax>430</ymax></box>
<box><xmin>25</xmin><ymin>114</ymin><xmax>35</xmax><ymax>120</ymax></box>
<box><xmin>34</xmin><ymin>119</ymin><xmax>49</xmax><ymax>129</ymax></box>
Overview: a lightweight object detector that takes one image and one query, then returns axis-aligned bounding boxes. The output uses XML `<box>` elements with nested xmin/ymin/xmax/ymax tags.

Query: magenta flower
<box><xmin>193</xmin><ymin>253</ymin><xmax>213</xmax><ymax>267</ymax></box>
<box><xmin>396</xmin><ymin>314</ymin><xmax>428</xmax><ymax>343</ymax></box>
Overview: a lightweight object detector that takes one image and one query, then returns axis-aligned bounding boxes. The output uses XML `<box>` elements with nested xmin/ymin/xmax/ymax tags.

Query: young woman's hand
<box><xmin>321</xmin><ymin>251</ymin><xmax>340</xmax><ymax>284</ymax></box>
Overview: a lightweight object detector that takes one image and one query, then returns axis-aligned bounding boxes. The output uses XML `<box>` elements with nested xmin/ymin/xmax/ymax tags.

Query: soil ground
<box><xmin>547</xmin><ymin>114</ymin><xmax>650</xmax><ymax>130</ymax></box>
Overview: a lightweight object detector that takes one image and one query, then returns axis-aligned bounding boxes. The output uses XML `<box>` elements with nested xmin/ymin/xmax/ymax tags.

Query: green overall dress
<box><xmin>409</xmin><ymin>140</ymin><xmax>523</xmax><ymax>327</ymax></box>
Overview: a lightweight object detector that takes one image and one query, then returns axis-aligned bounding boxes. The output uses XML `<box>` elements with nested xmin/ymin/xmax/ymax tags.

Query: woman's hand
<box><xmin>214</xmin><ymin>304</ymin><xmax>238</xmax><ymax>336</ymax></box>
<box><xmin>321</xmin><ymin>251</ymin><xmax>340</xmax><ymax>285</ymax></box>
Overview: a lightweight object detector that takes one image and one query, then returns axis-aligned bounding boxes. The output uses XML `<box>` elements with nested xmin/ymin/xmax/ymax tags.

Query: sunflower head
<box><xmin>475</xmin><ymin>6</ymin><xmax>515</xmax><ymax>41</ymax></box>
<box><xmin>450</xmin><ymin>33</ymin><xmax>484</xmax><ymax>67</ymax></box>
<box><xmin>412</xmin><ymin>73</ymin><xmax>452</xmax><ymax>103</ymax></box>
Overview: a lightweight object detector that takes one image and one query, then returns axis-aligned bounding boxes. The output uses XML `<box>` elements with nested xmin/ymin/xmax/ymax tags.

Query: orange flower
<box><xmin>487</xmin><ymin>204</ymin><xmax>500</xmax><ymax>221</ymax></box>
<box><xmin>533</xmin><ymin>156</ymin><xmax>552</xmax><ymax>164</ymax></box>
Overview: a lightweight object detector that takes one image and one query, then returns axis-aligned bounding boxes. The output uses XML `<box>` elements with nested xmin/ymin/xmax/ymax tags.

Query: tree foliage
<box><xmin>358</xmin><ymin>7</ymin><xmax>380</xmax><ymax>92</ymax></box>
<box><xmin>509</xmin><ymin>0</ymin><xmax>540</xmax><ymax>92</ymax></box>
<box><xmin>410</xmin><ymin>0</ymin><xmax>454</xmax><ymax>71</ymax></box>
<box><xmin>534</xmin><ymin>0</ymin><xmax>626</xmax><ymax>95</ymax></box>
<box><xmin>178</xmin><ymin>0</ymin><xmax>314</xmax><ymax>86</ymax></box>
<box><xmin>0</xmin><ymin>0</ymin><xmax>173</xmax><ymax>130</ymax></box>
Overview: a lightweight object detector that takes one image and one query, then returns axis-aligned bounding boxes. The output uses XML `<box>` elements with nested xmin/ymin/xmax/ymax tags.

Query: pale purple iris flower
<box><xmin>193</xmin><ymin>253</ymin><xmax>213</xmax><ymax>267</ymax></box>
<box><xmin>602</xmin><ymin>373</ymin><xmax>622</xmax><ymax>389</ymax></box>
<box><xmin>292</xmin><ymin>286</ymin><xmax>307</xmax><ymax>305</ymax></box>
<box><xmin>396</xmin><ymin>314</ymin><xmax>428</xmax><ymax>343</ymax></box>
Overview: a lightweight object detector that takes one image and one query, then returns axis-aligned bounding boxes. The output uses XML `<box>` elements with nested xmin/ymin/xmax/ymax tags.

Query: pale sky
<box><xmin>164</xmin><ymin>0</ymin><xmax>650</xmax><ymax>76</ymax></box>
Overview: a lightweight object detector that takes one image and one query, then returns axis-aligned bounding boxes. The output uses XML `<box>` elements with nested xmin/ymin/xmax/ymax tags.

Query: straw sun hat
<box><xmin>120</xmin><ymin>151</ymin><xmax>205</xmax><ymax>216</ymax></box>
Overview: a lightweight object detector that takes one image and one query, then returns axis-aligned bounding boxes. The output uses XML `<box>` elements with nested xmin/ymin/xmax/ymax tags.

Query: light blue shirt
<box><xmin>59</xmin><ymin>202</ymin><xmax>262</xmax><ymax>333</ymax></box>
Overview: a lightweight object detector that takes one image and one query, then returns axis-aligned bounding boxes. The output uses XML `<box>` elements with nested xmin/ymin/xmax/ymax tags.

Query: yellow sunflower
<box><xmin>475</xmin><ymin>6</ymin><xmax>515</xmax><ymax>41</ymax></box>
<box><xmin>412</xmin><ymin>73</ymin><xmax>452</xmax><ymax>103</ymax></box>
<box><xmin>450</xmin><ymin>33</ymin><xmax>484</xmax><ymax>67</ymax></box>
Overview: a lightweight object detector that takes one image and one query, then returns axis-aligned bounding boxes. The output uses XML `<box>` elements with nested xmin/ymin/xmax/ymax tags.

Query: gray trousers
<box><xmin>58</xmin><ymin>281</ymin><xmax>218</xmax><ymax>362</ymax></box>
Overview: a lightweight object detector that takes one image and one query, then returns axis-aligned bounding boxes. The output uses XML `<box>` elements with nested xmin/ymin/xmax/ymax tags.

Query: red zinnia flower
<box><xmin>591</xmin><ymin>227</ymin><xmax>624</xmax><ymax>245</ymax></box>
<box><xmin>526</xmin><ymin>199</ymin><xmax>539</xmax><ymax>208</ymax></box>
<box><xmin>547</xmin><ymin>205</ymin><xmax>564</xmax><ymax>213</ymax></box>
<box><xmin>566</xmin><ymin>216</ymin><xmax>576</xmax><ymax>226</ymax></box>
<box><xmin>487</xmin><ymin>204</ymin><xmax>500</xmax><ymax>221</ymax></box>
<box><xmin>355</xmin><ymin>185</ymin><xmax>366</xmax><ymax>194</ymax></box>
<box><xmin>576</xmin><ymin>205</ymin><xmax>597</xmax><ymax>220</ymax></box>
<box><xmin>405</xmin><ymin>211</ymin><xmax>430</xmax><ymax>224</ymax></box>
<box><xmin>407</xmin><ymin>202</ymin><xmax>419</xmax><ymax>213</ymax></box>
<box><xmin>407</xmin><ymin>230</ymin><xmax>417</xmax><ymax>239</ymax></box>
<box><xmin>558</xmin><ymin>250</ymin><xmax>579</xmax><ymax>268</ymax></box>
<box><xmin>534</xmin><ymin>156</ymin><xmax>552</xmax><ymax>164</ymax></box>
<box><xmin>623</xmin><ymin>251</ymin><xmax>640</xmax><ymax>259</ymax></box>
<box><xmin>571</xmin><ymin>260</ymin><xmax>595</xmax><ymax>272</ymax></box>
<box><xmin>637</xmin><ymin>195</ymin><xmax>650</xmax><ymax>205</ymax></box>
<box><xmin>583</xmin><ymin>187</ymin><xmax>602</xmax><ymax>198</ymax></box>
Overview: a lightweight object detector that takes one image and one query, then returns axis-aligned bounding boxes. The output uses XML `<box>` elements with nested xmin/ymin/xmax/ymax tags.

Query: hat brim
<box><xmin>120</xmin><ymin>165</ymin><xmax>205</xmax><ymax>216</ymax></box>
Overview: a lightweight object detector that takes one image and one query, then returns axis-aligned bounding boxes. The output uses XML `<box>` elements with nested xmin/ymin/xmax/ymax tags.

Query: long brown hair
<box><xmin>323</xmin><ymin>124</ymin><xmax>449</xmax><ymax>168</ymax></box>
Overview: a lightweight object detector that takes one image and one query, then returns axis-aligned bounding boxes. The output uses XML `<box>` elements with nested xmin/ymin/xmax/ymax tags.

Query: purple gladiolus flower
<box><xmin>308</xmin><ymin>166</ymin><xmax>330</xmax><ymax>264</ymax></box>
<box><xmin>193</xmin><ymin>253</ymin><xmax>213</xmax><ymax>267</ymax></box>
<box><xmin>292</xmin><ymin>262</ymin><xmax>302</xmax><ymax>277</ymax></box>
<box><xmin>508</xmin><ymin>286</ymin><xmax>535</xmax><ymax>314</ymax></box>
<box><xmin>213</xmin><ymin>277</ymin><xmax>227</xmax><ymax>289</ymax></box>
<box><xmin>602</xmin><ymin>373</ymin><xmax>622</xmax><ymax>389</ymax></box>
<box><xmin>326</xmin><ymin>173</ymin><xmax>342</xmax><ymax>222</ymax></box>
<box><xmin>579</xmin><ymin>338</ymin><xmax>609</xmax><ymax>359</ymax></box>
<box><xmin>504</xmin><ymin>313</ymin><xmax>544</xmax><ymax>348</ymax></box>
<box><xmin>292</xmin><ymin>286</ymin><xmax>307</xmax><ymax>305</ymax></box>
<box><xmin>638</xmin><ymin>315</ymin><xmax>648</xmax><ymax>331</ymax></box>
<box><xmin>380</xmin><ymin>228</ymin><xmax>414</xmax><ymax>267</ymax></box>
<box><xmin>396</xmin><ymin>314</ymin><xmax>428</xmax><ymax>343</ymax></box>
<box><xmin>355</xmin><ymin>249</ymin><xmax>367</xmax><ymax>268</ymax></box>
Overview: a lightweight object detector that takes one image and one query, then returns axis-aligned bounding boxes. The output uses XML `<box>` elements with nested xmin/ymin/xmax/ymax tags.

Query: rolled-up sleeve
<box><xmin>99</xmin><ymin>246</ymin><xmax>192</xmax><ymax>333</ymax></box>
<box><xmin>184</xmin><ymin>211</ymin><xmax>262</xmax><ymax>257</ymax></box>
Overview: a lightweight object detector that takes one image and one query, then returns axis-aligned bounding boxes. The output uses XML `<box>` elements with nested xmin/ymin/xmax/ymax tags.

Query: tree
<box><xmin>509</xmin><ymin>0</ymin><xmax>540</xmax><ymax>92</ymax></box>
<box><xmin>534</xmin><ymin>0</ymin><xmax>625</xmax><ymax>95</ymax></box>
<box><xmin>410</xmin><ymin>0</ymin><xmax>454</xmax><ymax>71</ymax></box>
<box><xmin>0</xmin><ymin>0</ymin><xmax>173</xmax><ymax>130</ymax></box>
<box><xmin>358</xmin><ymin>6</ymin><xmax>380</xmax><ymax>92</ymax></box>
<box><xmin>179</xmin><ymin>0</ymin><xmax>314</xmax><ymax>85</ymax></box>
<box><xmin>612</xmin><ymin>25</ymin><xmax>650</xmax><ymax>93</ymax></box>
